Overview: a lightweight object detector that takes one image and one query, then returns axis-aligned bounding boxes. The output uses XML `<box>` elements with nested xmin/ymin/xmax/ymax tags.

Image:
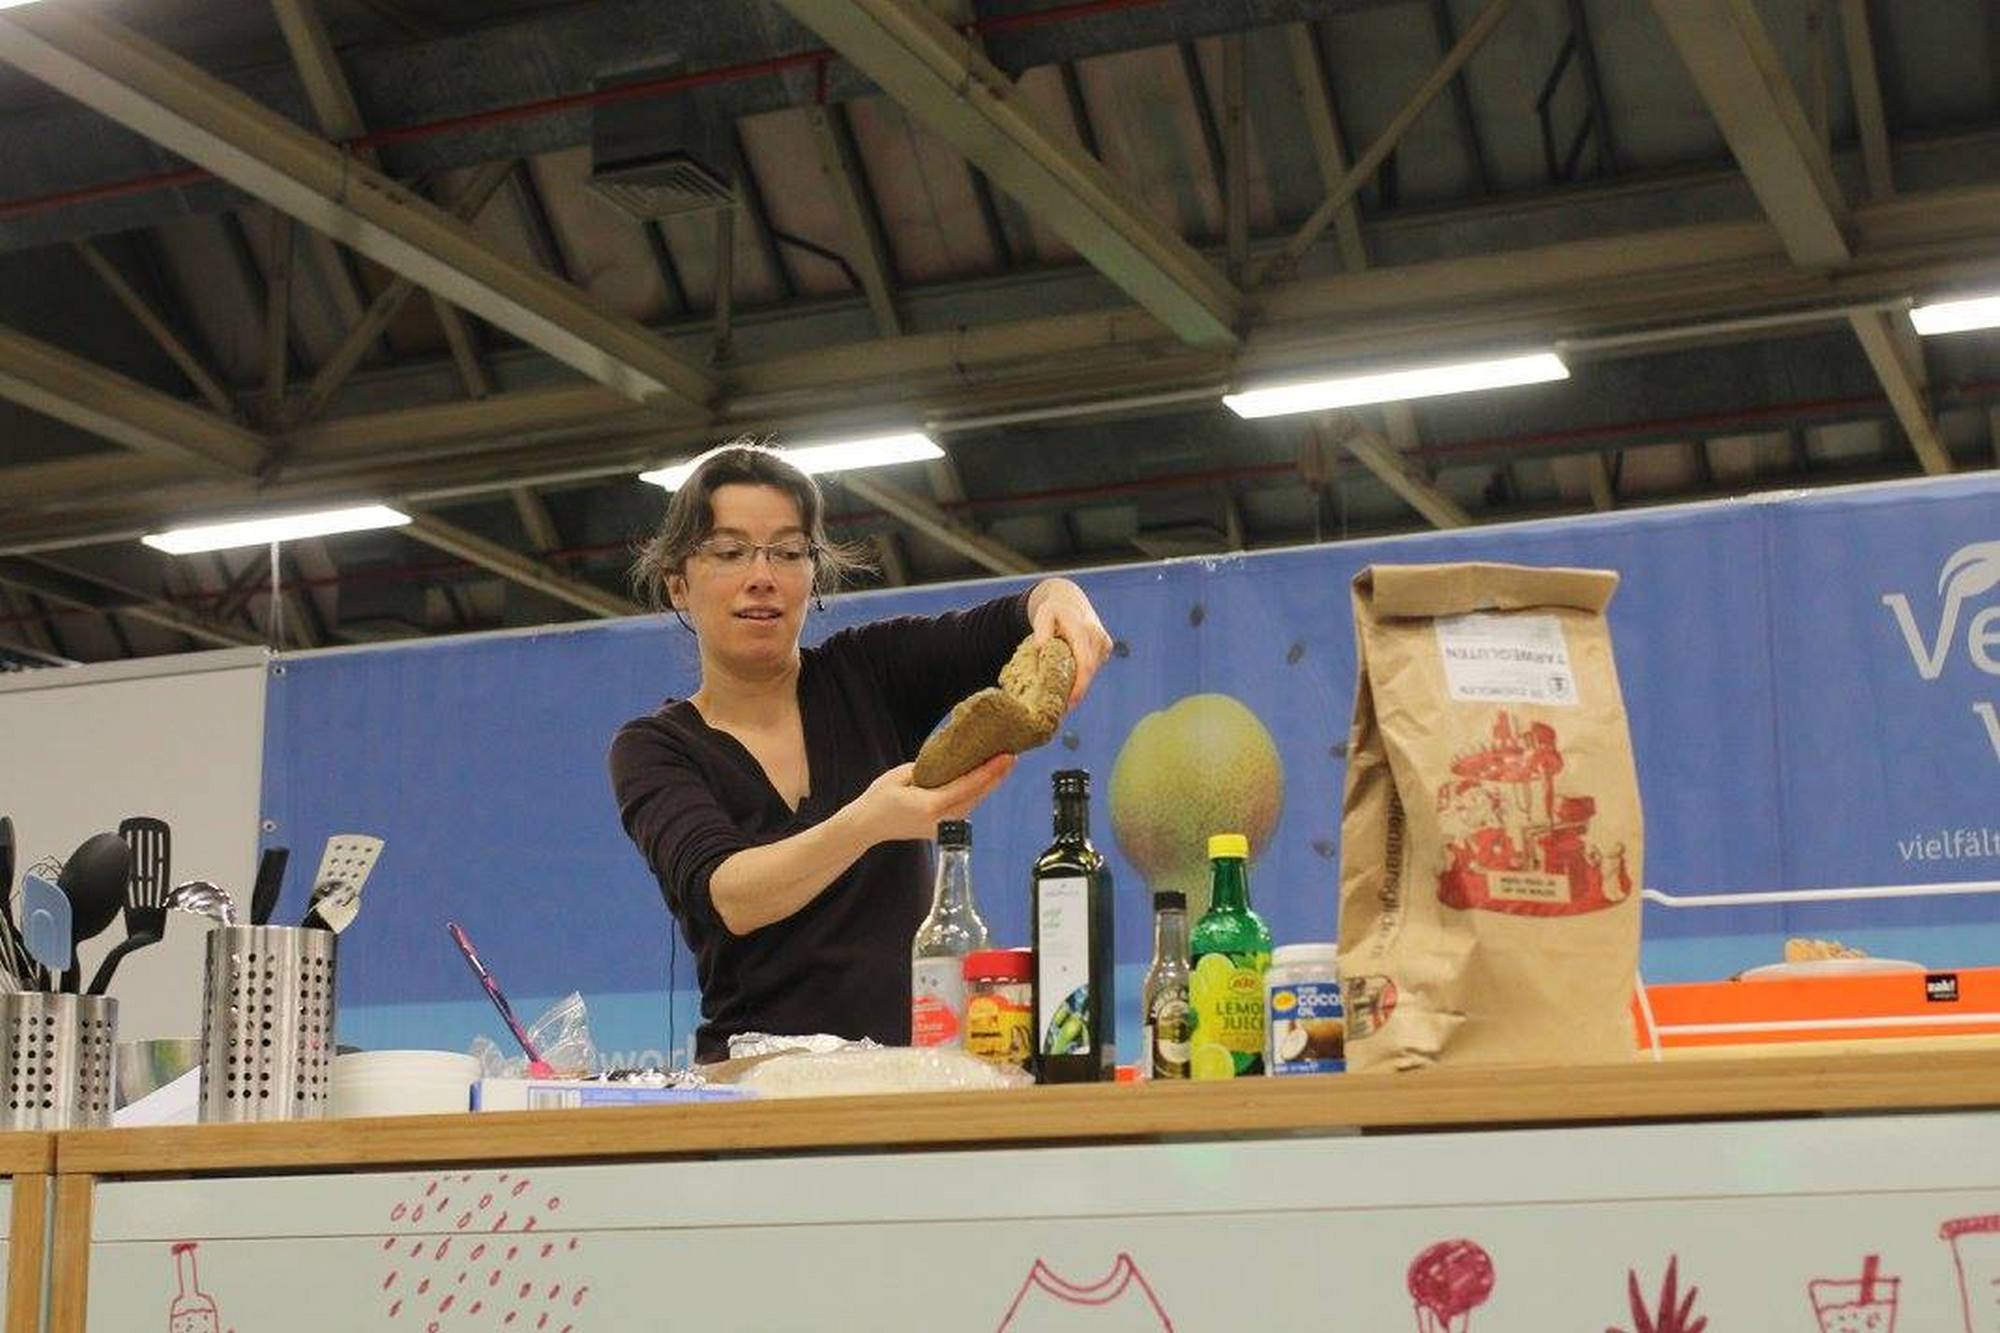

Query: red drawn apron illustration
<box><xmin>995</xmin><ymin>1254</ymin><xmax>1174</xmax><ymax>1332</ymax></box>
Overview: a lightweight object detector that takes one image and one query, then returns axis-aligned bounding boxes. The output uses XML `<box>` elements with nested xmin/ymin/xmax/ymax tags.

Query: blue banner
<box><xmin>260</xmin><ymin>474</ymin><xmax>1999</xmax><ymax>1063</ymax></box>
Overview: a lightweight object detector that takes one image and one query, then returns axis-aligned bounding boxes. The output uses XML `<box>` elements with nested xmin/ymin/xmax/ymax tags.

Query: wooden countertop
<box><xmin>55</xmin><ymin>1047</ymin><xmax>2000</xmax><ymax>1177</ymax></box>
<box><xmin>0</xmin><ymin>1135</ymin><xmax>51</xmax><ymax>1175</ymax></box>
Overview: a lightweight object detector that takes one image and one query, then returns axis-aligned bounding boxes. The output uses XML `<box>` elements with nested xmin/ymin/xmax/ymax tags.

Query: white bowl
<box><xmin>330</xmin><ymin>1050</ymin><xmax>480</xmax><ymax>1118</ymax></box>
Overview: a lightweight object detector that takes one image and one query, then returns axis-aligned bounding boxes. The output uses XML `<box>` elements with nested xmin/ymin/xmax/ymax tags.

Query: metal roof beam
<box><xmin>838</xmin><ymin>474</ymin><xmax>1040</xmax><ymax>577</ymax></box>
<box><xmin>400</xmin><ymin>511</ymin><xmax>637</xmax><ymax>619</ymax></box>
<box><xmin>775</xmin><ymin>0</ymin><xmax>1240</xmax><ymax>348</ymax></box>
<box><xmin>269</xmin><ymin>0</ymin><xmax>366</xmax><ymax>143</ymax></box>
<box><xmin>510</xmin><ymin>488</ymin><xmax>561</xmax><ymax>554</ymax></box>
<box><xmin>809</xmin><ymin>103</ymin><xmax>902</xmax><ymax>338</ymax></box>
<box><xmin>70</xmin><ymin>238</ymin><xmax>237</xmax><ymax>418</ymax></box>
<box><xmin>1263</xmin><ymin>0</ymin><xmax>1518</xmax><ymax>282</ymax></box>
<box><xmin>0</xmin><ymin>556</ymin><xmax>262</xmax><ymax>649</ymax></box>
<box><xmin>0</xmin><ymin>5</ymin><xmax>716</xmax><ymax>412</ymax></box>
<box><xmin>1649</xmin><ymin>0</ymin><xmax>1851</xmax><ymax>266</ymax></box>
<box><xmin>301</xmin><ymin>160</ymin><xmax>513</xmax><ymax>419</ymax></box>
<box><xmin>274</xmin><ymin>0</ymin><xmax>485</xmax><ymax>400</ymax></box>
<box><xmin>1651</xmin><ymin>0</ymin><xmax>1949</xmax><ymax>474</ymax></box>
<box><xmin>0</xmin><ymin>327</ymin><xmax>266</xmax><ymax>476</ymax></box>
<box><xmin>1838</xmin><ymin>0</ymin><xmax>1894</xmax><ymax>199</ymax></box>
<box><xmin>1314</xmin><ymin>413</ymin><xmax>1470</xmax><ymax>529</ymax></box>
<box><xmin>9</xmin><ymin>184</ymin><xmax>2000</xmax><ymax>543</ymax></box>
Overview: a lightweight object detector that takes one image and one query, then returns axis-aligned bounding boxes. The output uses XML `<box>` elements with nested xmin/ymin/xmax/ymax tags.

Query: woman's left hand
<box><xmin>1029</xmin><ymin>578</ymin><xmax>1114</xmax><ymax>710</ymax></box>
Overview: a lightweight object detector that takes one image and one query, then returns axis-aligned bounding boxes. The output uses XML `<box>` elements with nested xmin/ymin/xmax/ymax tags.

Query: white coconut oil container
<box><xmin>1266</xmin><ymin>943</ymin><xmax>1345</xmax><ymax>1074</ymax></box>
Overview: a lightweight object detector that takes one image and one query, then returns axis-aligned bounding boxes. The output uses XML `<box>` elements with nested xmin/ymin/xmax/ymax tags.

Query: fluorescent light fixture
<box><xmin>640</xmin><ymin>432</ymin><xmax>944</xmax><ymax>491</ymax></box>
<box><xmin>142</xmin><ymin>504</ymin><xmax>411</xmax><ymax>555</ymax></box>
<box><xmin>1223</xmin><ymin>351</ymin><xmax>1570</xmax><ymax>419</ymax></box>
<box><xmin>1910</xmin><ymin>293</ymin><xmax>2000</xmax><ymax>337</ymax></box>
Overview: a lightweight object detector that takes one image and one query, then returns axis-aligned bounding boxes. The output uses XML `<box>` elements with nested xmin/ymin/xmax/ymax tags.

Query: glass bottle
<box><xmin>1142</xmin><ymin>891</ymin><xmax>1191</xmax><ymax>1079</ymax></box>
<box><xmin>1031</xmin><ymin>769</ymin><xmax>1115</xmax><ymax>1083</ymax></box>
<box><xmin>911</xmin><ymin>819</ymin><xmax>988</xmax><ymax>1048</ymax></box>
<box><xmin>1188</xmin><ymin>833</ymin><xmax>1273</xmax><ymax>1079</ymax></box>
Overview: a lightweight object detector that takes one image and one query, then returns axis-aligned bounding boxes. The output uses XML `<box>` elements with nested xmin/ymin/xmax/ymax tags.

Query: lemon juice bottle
<box><xmin>1188</xmin><ymin>834</ymin><xmax>1272</xmax><ymax>1079</ymax></box>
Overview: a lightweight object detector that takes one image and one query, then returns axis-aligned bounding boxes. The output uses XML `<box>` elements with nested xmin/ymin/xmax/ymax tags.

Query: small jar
<box><xmin>962</xmin><ymin>948</ymin><xmax>1033</xmax><ymax>1071</ymax></box>
<box><xmin>1266</xmin><ymin>943</ymin><xmax>1344</xmax><ymax>1075</ymax></box>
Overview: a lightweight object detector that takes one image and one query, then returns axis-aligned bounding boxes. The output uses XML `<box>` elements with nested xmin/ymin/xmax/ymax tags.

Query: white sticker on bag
<box><xmin>1435</xmin><ymin>613</ymin><xmax>1579</xmax><ymax>706</ymax></box>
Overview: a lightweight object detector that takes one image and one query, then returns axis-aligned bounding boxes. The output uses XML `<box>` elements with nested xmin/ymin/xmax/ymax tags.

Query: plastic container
<box><xmin>963</xmin><ymin>948</ymin><xmax>1032</xmax><ymax>1070</ymax></box>
<box><xmin>1266</xmin><ymin>942</ymin><xmax>1345</xmax><ymax>1075</ymax></box>
<box><xmin>330</xmin><ymin>1050</ymin><xmax>481</xmax><ymax>1118</ymax></box>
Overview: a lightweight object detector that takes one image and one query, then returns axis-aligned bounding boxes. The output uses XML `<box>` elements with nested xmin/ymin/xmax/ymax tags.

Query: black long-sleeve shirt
<box><xmin>609</xmin><ymin>590</ymin><xmax>1031</xmax><ymax>1061</ymax></box>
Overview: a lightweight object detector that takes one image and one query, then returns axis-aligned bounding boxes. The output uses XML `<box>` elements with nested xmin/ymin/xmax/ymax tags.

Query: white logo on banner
<box><xmin>1880</xmin><ymin>540</ymin><xmax>2000</xmax><ymax>762</ymax></box>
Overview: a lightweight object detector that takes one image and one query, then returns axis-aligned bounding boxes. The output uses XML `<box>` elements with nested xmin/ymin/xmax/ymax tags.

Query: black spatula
<box><xmin>249</xmin><ymin>846</ymin><xmax>288</xmax><ymax>927</ymax></box>
<box><xmin>85</xmin><ymin>818</ymin><xmax>170</xmax><ymax>996</ymax></box>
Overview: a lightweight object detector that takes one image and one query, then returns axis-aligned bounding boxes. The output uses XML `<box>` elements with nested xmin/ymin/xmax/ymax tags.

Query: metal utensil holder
<box><xmin>199</xmin><ymin>925</ymin><xmax>336</xmax><ymax>1123</ymax></box>
<box><xmin>0</xmin><ymin>993</ymin><xmax>117</xmax><ymax>1130</ymax></box>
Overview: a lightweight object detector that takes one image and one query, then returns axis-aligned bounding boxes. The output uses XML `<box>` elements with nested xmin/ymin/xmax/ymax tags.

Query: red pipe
<box><xmin>0</xmin><ymin>0</ymin><xmax>1173</xmax><ymax>222</ymax></box>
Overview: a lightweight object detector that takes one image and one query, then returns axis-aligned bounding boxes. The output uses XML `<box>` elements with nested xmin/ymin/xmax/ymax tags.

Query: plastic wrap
<box><xmin>726</xmin><ymin>1031</ymin><xmax>880</xmax><ymax>1060</ymax></box>
<box><xmin>735</xmin><ymin>1044</ymin><xmax>1033</xmax><ymax>1098</ymax></box>
<box><xmin>471</xmin><ymin>991</ymin><xmax>597</xmax><ymax>1077</ymax></box>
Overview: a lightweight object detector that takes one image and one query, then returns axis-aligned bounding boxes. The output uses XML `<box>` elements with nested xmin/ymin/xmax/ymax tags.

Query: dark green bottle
<box><xmin>1189</xmin><ymin>833</ymin><xmax>1273</xmax><ymax>1079</ymax></box>
<box><xmin>1031</xmin><ymin>769</ymin><xmax>1115</xmax><ymax>1083</ymax></box>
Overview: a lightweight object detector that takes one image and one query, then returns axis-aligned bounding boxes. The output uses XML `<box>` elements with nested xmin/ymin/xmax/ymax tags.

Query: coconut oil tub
<box><xmin>1266</xmin><ymin>942</ymin><xmax>1345</xmax><ymax>1074</ymax></box>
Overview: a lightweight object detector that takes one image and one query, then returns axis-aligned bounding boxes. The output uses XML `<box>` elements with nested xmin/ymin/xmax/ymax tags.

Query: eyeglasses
<box><xmin>692</xmin><ymin>536</ymin><xmax>817</xmax><ymax>572</ymax></box>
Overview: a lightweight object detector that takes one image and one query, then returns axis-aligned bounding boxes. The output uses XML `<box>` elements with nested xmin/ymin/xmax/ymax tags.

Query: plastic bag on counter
<box><xmin>735</xmin><ymin>1044</ymin><xmax>1032</xmax><ymax>1098</ymax></box>
<box><xmin>469</xmin><ymin>991</ymin><xmax>598</xmax><ymax>1078</ymax></box>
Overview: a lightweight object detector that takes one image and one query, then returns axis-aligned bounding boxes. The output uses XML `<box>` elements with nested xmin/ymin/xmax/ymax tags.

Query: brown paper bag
<box><xmin>1338</xmin><ymin>562</ymin><xmax>1642</xmax><ymax>1071</ymax></box>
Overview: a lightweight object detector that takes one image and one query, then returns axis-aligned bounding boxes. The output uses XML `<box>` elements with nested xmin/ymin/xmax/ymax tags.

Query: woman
<box><xmin>609</xmin><ymin>445</ymin><xmax>1113</xmax><ymax>1062</ymax></box>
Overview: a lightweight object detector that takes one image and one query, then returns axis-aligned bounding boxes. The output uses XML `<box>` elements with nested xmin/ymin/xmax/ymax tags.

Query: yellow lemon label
<box><xmin>1189</xmin><ymin>951</ymin><xmax>1270</xmax><ymax>1077</ymax></box>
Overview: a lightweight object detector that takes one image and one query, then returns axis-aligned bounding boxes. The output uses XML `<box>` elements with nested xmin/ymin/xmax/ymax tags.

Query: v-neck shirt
<box><xmin>609</xmin><ymin>589</ymin><xmax>1032</xmax><ymax>1061</ymax></box>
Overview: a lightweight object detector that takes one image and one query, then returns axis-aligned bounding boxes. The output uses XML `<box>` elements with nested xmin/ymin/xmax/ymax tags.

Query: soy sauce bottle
<box><xmin>1030</xmin><ymin>770</ymin><xmax>1115</xmax><ymax>1083</ymax></box>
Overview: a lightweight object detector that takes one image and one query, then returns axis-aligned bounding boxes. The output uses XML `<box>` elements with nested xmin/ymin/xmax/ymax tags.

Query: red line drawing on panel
<box><xmin>995</xmin><ymin>1254</ymin><xmax>1174</xmax><ymax>1331</ymax></box>
<box><xmin>378</xmin><ymin>1172</ymin><xmax>587</xmax><ymax>1330</ymax></box>
<box><xmin>1943</xmin><ymin>1214</ymin><xmax>2000</xmax><ymax>1333</ymax></box>
<box><xmin>167</xmin><ymin>1241</ymin><xmax>233</xmax><ymax>1333</ymax></box>
<box><xmin>1407</xmin><ymin>1239</ymin><xmax>1495</xmax><ymax>1333</ymax></box>
<box><xmin>1808</xmin><ymin>1253</ymin><xmax>1899</xmax><ymax>1332</ymax></box>
<box><xmin>1608</xmin><ymin>1256</ymin><xmax>1707</xmax><ymax>1333</ymax></box>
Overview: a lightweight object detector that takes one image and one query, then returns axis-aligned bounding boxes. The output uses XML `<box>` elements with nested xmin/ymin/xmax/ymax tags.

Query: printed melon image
<box><xmin>1109</xmin><ymin>693</ymin><xmax>1284</xmax><ymax>918</ymax></box>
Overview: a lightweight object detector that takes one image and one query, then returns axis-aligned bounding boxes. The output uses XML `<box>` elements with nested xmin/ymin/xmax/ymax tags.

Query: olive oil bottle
<box><xmin>1031</xmin><ymin>769</ymin><xmax>1115</xmax><ymax>1083</ymax></box>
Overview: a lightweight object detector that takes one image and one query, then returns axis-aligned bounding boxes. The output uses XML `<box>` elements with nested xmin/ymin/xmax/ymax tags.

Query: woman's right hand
<box><xmin>853</xmin><ymin>754</ymin><xmax>1016</xmax><ymax>844</ymax></box>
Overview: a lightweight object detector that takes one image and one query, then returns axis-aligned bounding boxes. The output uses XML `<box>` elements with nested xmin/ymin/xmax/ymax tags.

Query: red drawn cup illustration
<box><xmin>1808</xmin><ymin>1254</ymin><xmax>1899</xmax><ymax>1333</ymax></box>
<box><xmin>1944</xmin><ymin>1215</ymin><xmax>2000</xmax><ymax>1333</ymax></box>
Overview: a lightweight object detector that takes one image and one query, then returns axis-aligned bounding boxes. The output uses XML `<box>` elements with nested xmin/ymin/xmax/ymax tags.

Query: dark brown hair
<box><xmin>630</xmin><ymin>441</ymin><xmax>872</xmax><ymax>611</ymax></box>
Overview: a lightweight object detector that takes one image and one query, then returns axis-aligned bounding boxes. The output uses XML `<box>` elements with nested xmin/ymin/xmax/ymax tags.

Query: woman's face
<box><xmin>669</xmin><ymin>483</ymin><xmax>815</xmax><ymax>671</ymax></box>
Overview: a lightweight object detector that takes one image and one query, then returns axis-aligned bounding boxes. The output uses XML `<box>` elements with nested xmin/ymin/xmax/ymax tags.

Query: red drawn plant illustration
<box><xmin>1942</xmin><ymin>1213</ymin><xmax>2000</xmax><ymax>1333</ymax></box>
<box><xmin>1808</xmin><ymin>1253</ymin><xmax>1899</xmax><ymax>1333</ymax></box>
<box><xmin>378</xmin><ymin>1171</ymin><xmax>589</xmax><ymax>1332</ymax></box>
<box><xmin>1608</xmin><ymin>1256</ymin><xmax>1707</xmax><ymax>1333</ymax></box>
<box><xmin>994</xmin><ymin>1253</ymin><xmax>1174</xmax><ymax>1331</ymax></box>
<box><xmin>1408</xmin><ymin>1239</ymin><xmax>1495</xmax><ymax>1333</ymax></box>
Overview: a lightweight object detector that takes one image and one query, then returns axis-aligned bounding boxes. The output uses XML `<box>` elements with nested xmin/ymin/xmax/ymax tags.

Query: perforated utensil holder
<box><xmin>199</xmin><ymin>925</ymin><xmax>336</xmax><ymax>1123</ymax></box>
<box><xmin>0</xmin><ymin>993</ymin><xmax>117</xmax><ymax>1130</ymax></box>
